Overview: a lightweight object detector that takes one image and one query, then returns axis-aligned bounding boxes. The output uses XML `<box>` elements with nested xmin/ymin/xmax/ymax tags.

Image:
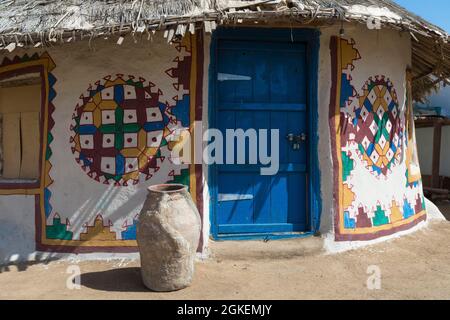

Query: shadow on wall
<box><xmin>0</xmin><ymin>220</ymin><xmax>38</xmax><ymax>270</ymax></box>
<box><xmin>81</xmin><ymin>267</ymin><xmax>148</xmax><ymax>292</ymax></box>
<box><xmin>0</xmin><ymin>219</ymin><xmax>63</xmax><ymax>272</ymax></box>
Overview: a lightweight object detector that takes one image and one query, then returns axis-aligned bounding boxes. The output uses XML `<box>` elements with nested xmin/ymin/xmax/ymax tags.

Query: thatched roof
<box><xmin>0</xmin><ymin>0</ymin><xmax>447</xmax><ymax>39</ymax></box>
<box><xmin>0</xmin><ymin>0</ymin><xmax>449</xmax><ymax>100</ymax></box>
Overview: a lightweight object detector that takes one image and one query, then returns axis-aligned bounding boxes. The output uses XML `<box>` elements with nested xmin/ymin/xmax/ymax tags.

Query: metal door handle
<box><xmin>286</xmin><ymin>133</ymin><xmax>307</xmax><ymax>150</ymax></box>
<box><xmin>286</xmin><ymin>133</ymin><xmax>307</xmax><ymax>142</ymax></box>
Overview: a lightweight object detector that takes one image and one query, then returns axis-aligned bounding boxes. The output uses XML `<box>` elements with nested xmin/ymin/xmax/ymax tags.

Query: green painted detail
<box><xmin>169</xmin><ymin>169</ymin><xmax>190</xmax><ymax>189</ymax></box>
<box><xmin>99</xmin><ymin>108</ymin><xmax>140</xmax><ymax>150</ymax></box>
<box><xmin>126</xmin><ymin>79</ymin><xmax>144</xmax><ymax>88</ymax></box>
<box><xmin>46</xmin><ymin>217</ymin><xmax>73</xmax><ymax>240</ymax></box>
<box><xmin>342</xmin><ymin>152</ymin><xmax>354</xmax><ymax>182</ymax></box>
<box><xmin>47</xmin><ymin>132</ymin><xmax>54</xmax><ymax>145</ymax></box>
<box><xmin>46</xmin><ymin>133</ymin><xmax>54</xmax><ymax>160</ymax></box>
<box><xmin>160</xmin><ymin>138</ymin><xmax>168</xmax><ymax>147</ymax></box>
<box><xmin>46</xmin><ymin>147</ymin><xmax>52</xmax><ymax>161</ymax></box>
<box><xmin>405</xmin><ymin>169</ymin><xmax>409</xmax><ymax>187</ymax></box>
<box><xmin>358</xmin><ymin>144</ymin><xmax>365</xmax><ymax>155</ymax></box>
<box><xmin>104</xmin><ymin>173</ymin><xmax>121</xmax><ymax>182</ymax></box>
<box><xmin>372</xmin><ymin>205</ymin><xmax>389</xmax><ymax>226</ymax></box>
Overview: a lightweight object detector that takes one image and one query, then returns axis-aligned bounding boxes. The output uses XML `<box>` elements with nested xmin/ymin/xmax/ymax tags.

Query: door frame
<box><xmin>208</xmin><ymin>27</ymin><xmax>321</xmax><ymax>240</ymax></box>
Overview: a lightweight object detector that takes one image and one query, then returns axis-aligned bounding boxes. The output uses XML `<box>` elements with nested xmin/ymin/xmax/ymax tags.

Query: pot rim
<box><xmin>147</xmin><ymin>184</ymin><xmax>188</xmax><ymax>193</ymax></box>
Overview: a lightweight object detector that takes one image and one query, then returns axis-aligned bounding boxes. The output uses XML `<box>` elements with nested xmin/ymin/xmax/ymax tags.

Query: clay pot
<box><xmin>137</xmin><ymin>184</ymin><xmax>201</xmax><ymax>291</ymax></box>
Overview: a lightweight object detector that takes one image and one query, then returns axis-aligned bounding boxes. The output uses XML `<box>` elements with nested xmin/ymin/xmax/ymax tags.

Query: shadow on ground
<box><xmin>0</xmin><ymin>256</ymin><xmax>59</xmax><ymax>274</ymax></box>
<box><xmin>81</xmin><ymin>267</ymin><xmax>149</xmax><ymax>292</ymax></box>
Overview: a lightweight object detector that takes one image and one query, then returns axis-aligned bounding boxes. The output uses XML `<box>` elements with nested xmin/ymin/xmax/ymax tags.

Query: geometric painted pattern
<box><xmin>0</xmin><ymin>33</ymin><xmax>204</xmax><ymax>253</ymax></box>
<box><xmin>70</xmin><ymin>75</ymin><xmax>179</xmax><ymax>186</ymax></box>
<box><xmin>330</xmin><ymin>36</ymin><xmax>426</xmax><ymax>240</ymax></box>
<box><xmin>353</xmin><ymin>76</ymin><xmax>403</xmax><ymax>176</ymax></box>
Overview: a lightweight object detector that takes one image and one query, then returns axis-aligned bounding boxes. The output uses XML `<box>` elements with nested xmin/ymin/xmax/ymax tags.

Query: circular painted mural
<box><xmin>70</xmin><ymin>75</ymin><xmax>175</xmax><ymax>186</ymax></box>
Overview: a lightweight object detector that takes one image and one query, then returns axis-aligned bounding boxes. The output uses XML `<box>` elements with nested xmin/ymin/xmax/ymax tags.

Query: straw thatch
<box><xmin>0</xmin><ymin>0</ymin><xmax>449</xmax><ymax>100</ymax></box>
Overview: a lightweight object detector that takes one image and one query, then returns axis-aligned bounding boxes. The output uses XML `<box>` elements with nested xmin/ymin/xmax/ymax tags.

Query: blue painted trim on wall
<box><xmin>208</xmin><ymin>27</ymin><xmax>322</xmax><ymax>241</ymax></box>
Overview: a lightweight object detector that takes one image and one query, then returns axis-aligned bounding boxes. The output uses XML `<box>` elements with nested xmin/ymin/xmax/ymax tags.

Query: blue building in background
<box><xmin>415</xmin><ymin>85</ymin><xmax>450</xmax><ymax>117</ymax></box>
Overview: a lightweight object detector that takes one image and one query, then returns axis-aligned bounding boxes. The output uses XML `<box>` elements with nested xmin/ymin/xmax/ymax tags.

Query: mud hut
<box><xmin>0</xmin><ymin>0</ymin><xmax>449</xmax><ymax>261</ymax></box>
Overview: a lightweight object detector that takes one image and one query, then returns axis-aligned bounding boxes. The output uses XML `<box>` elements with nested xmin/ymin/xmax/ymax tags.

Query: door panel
<box><xmin>214</xmin><ymin>38</ymin><xmax>308</xmax><ymax>235</ymax></box>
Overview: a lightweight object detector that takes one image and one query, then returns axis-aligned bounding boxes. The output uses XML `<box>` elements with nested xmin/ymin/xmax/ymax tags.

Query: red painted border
<box><xmin>195</xmin><ymin>32</ymin><xmax>205</xmax><ymax>252</ymax></box>
<box><xmin>37</xmin><ymin>35</ymin><xmax>205</xmax><ymax>254</ymax></box>
<box><xmin>329</xmin><ymin>36</ymin><xmax>427</xmax><ymax>242</ymax></box>
<box><xmin>329</xmin><ymin>36</ymin><xmax>342</xmax><ymax>239</ymax></box>
<box><xmin>334</xmin><ymin>214</ymin><xmax>427</xmax><ymax>241</ymax></box>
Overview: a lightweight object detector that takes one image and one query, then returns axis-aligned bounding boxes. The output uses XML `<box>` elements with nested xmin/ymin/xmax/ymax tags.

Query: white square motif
<box><xmin>146</xmin><ymin>107</ymin><xmax>163</xmax><ymax>122</ymax></box>
<box><xmin>102</xmin><ymin>134</ymin><xmax>115</xmax><ymax>148</ymax></box>
<box><xmin>80</xmin><ymin>112</ymin><xmax>93</xmax><ymax>125</ymax></box>
<box><xmin>125</xmin><ymin>158</ymin><xmax>139</xmax><ymax>173</ymax></box>
<box><xmin>124</xmin><ymin>133</ymin><xmax>138</xmax><ymax>148</ymax></box>
<box><xmin>147</xmin><ymin>130</ymin><xmax>163</xmax><ymax>147</ymax></box>
<box><xmin>101</xmin><ymin>157</ymin><xmax>116</xmax><ymax>174</ymax></box>
<box><xmin>101</xmin><ymin>86</ymin><xmax>114</xmax><ymax>100</ymax></box>
<box><xmin>123</xmin><ymin>109</ymin><xmax>138</xmax><ymax>124</ymax></box>
<box><xmin>123</xmin><ymin>85</ymin><xmax>137</xmax><ymax>99</ymax></box>
<box><xmin>101</xmin><ymin>110</ymin><xmax>115</xmax><ymax>124</ymax></box>
<box><xmin>80</xmin><ymin>135</ymin><xmax>94</xmax><ymax>149</ymax></box>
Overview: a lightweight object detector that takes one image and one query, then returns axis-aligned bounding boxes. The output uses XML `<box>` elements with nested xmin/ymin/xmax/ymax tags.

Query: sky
<box><xmin>394</xmin><ymin>0</ymin><xmax>450</xmax><ymax>32</ymax></box>
<box><xmin>393</xmin><ymin>1</ymin><xmax>450</xmax><ymax>110</ymax></box>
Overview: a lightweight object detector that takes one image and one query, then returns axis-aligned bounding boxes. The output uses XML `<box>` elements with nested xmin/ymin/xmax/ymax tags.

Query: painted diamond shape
<box><xmin>376</xmin><ymin>106</ymin><xmax>385</xmax><ymax>119</ymax></box>
<box><xmin>360</xmin><ymin>106</ymin><xmax>369</xmax><ymax>122</ymax></box>
<box><xmin>386</xmin><ymin>149</ymin><xmax>394</xmax><ymax>161</ymax></box>
<box><xmin>369</xmin><ymin>121</ymin><xmax>379</xmax><ymax>135</ymax></box>
<box><xmin>362</xmin><ymin>136</ymin><xmax>371</xmax><ymax>150</ymax></box>
<box><xmin>370</xmin><ymin>151</ymin><xmax>380</xmax><ymax>164</ymax></box>
<box><xmin>378</xmin><ymin>135</ymin><xmax>387</xmax><ymax>149</ymax></box>
<box><xmin>386</xmin><ymin>119</ymin><xmax>392</xmax><ymax>133</ymax></box>
<box><xmin>368</xmin><ymin>89</ymin><xmax>377</xmax><ymax>105</ymax></box>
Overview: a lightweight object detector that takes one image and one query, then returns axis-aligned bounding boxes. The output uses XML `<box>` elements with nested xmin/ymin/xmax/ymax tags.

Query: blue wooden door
<box><xmin>214</xmin><ymin>39</ymin><xmax>309</xmax><ymax>236</ymax></box>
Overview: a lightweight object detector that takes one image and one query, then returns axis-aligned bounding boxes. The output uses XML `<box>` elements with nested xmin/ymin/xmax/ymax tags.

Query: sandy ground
<box><xmin>1</xmin><ymin>220</ymin><xmax>450</xmax><ymax>300</ymax></box>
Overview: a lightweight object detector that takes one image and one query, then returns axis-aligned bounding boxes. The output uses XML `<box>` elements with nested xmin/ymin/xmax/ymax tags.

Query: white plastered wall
<box><xmin>0</xmin><ymin>33</ymin><xmax>206</xmax><ymax>263</ymax></box>
<box><xmin>0</xmin><ymin>195</ymin><xmax>36</xmax><ymax>263</ymax></box>
<box><xmin>317</xmin><ymin>24</ymin><xmax>440</xmax><ymax>252</ymax></box>
<box><xmin>0</xmin><ymin>23</ymin><xmax>440</xmax><ymax>262</ymax></box>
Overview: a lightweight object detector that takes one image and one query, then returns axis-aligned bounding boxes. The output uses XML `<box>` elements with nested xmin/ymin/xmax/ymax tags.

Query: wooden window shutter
<box><xmin>0</xmin><ymin>83</ymin><xmax>41</xmax><ymax>180</ymax></box>
<box><xmin>2</xmin><ymin>112</ymin><xmax>21</xmax><ymax>178</ymax></box>
<box><xmin>19</xmin><ymin>112</ymin><xmax>40</xmax><ymax>179</ymax></box>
